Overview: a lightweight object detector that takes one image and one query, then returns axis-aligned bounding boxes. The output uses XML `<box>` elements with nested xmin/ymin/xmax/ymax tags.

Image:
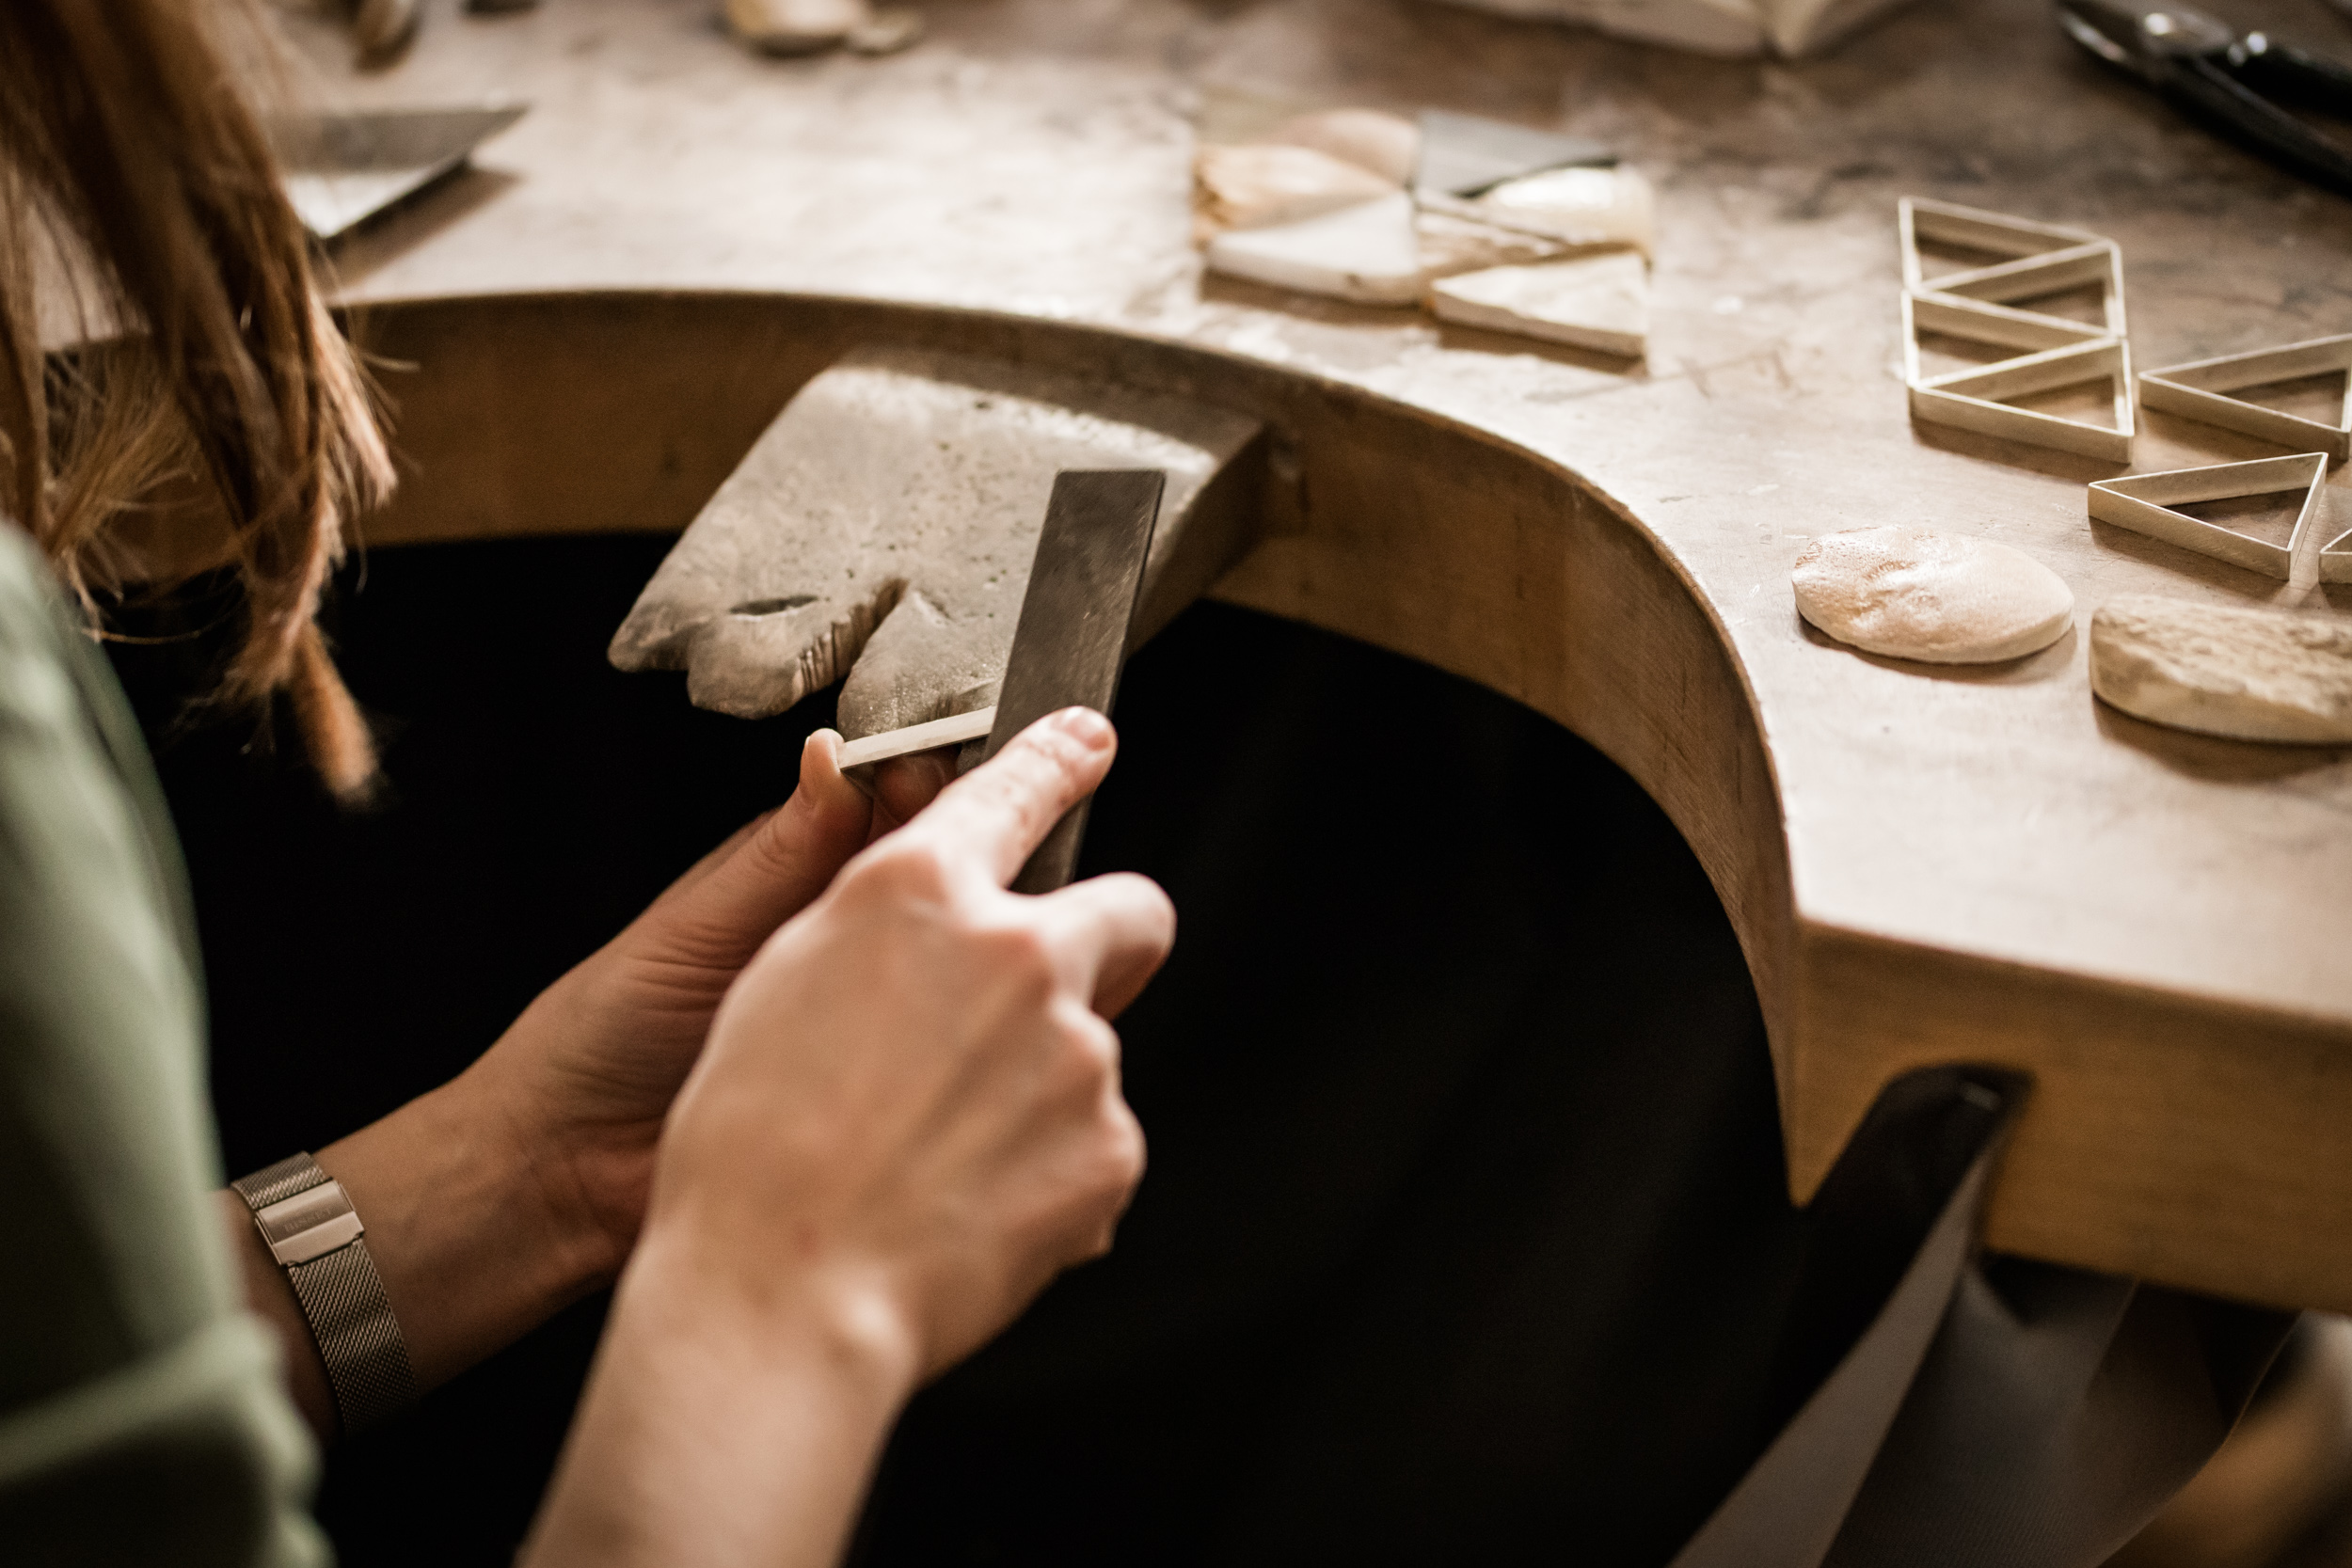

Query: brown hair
<box><xmin>0</xmin><ymin>0</ymin><xmax>392</xmax><ymax>798</ymax></box>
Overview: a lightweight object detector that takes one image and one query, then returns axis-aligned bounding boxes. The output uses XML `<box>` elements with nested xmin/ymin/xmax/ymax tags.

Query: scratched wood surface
<box><xmin>281</xmin><ymin>0</ymin><xmax>2352</xmax><ymax>1309</ymax></box>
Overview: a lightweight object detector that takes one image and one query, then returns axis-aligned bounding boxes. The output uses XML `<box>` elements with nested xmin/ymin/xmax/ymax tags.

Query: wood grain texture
<box><xmin>272</xmin><ymin>0</ymin><xmax>2352</xmax><ymax>1308</ymax></box>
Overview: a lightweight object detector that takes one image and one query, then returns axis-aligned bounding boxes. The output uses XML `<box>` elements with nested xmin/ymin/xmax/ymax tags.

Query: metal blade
<box><xmin>981</xmin><ymin>469</ymin><xmax>1165</xmax><ymax>894</ymax></box>
<box><xmin>1413</xmin><ymin>110</ymin><xmax>1615</xmax><ymax>200</ymax></box>
<box><xmin>265</xmin><ymin>104</ymin><xmax>527</xmax><ymax>240</ymax></box>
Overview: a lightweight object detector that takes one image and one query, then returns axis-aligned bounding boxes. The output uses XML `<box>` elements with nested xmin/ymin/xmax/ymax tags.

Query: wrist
<box><xmin>216</xmin><ymin>1188</ymin><xmax>339</xmax><ymax>1436</ymax></box>
<box><xmin>464</xmin><ymin>979</ymin><xmax>646</xmax><ymax>1284</ymax></box>
<box><xmin>317</xmin><ymin>1072</ymin><xmax>614</xmax><ymax>1389</ymax></box>
<box><xmin>469</xmin><ymin>973</ymin><xmax>667</xmax><ymax>1287</ymax></box>
<box><xmin>524</xmin><ymin>1223</ymin><xmax>917</xmax><ymax>1568</ymax></box>
<box><xmin>622</xmin><ymin>1213</ymin><xmax>923</xmax><ymax>1402</ymax></box>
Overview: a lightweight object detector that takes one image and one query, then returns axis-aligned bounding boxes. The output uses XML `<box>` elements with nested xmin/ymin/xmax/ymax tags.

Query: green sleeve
<box><xmin>0</xmin><ymin>528</ymin><xmax>326</xmax><ymax>1568</ymax></box>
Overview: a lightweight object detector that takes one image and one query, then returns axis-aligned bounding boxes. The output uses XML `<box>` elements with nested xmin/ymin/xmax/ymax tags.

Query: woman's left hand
<box><xmin>232</xmin><ymin>730</ymin><xmax>962</xmax><ymax>1433</ymax></box>
<box><xmin>469</xmin><ymin>732</ymin><xmax>959</xmax><ymax>1280</ymax></box>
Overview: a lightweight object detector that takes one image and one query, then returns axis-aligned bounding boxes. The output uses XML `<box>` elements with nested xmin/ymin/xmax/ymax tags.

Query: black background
<box><xmin>114</xmin><ymin>536</ymin><xmax>1805</xmax><ymax>1567</ymax></box>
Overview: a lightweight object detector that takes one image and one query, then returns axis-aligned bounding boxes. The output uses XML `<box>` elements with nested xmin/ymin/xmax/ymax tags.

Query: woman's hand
<box><xmin>229</xmin><ymin>732</ymin><xmax>963</xmax><ymax>1433</ymax></box>
<box><xmin>522</xmin><ymin>708</ymin><xmax>1172</xmax><ymax>1568</ymax></box>
<box><xmin>466</xmin><ymin>734</ymin><xmax>958</xmax><ymax>1281</ymax></box>
<box><xmin>652</xmin><ymin>705</ymin><xmax>1170</xmax><ymax>1375</ymax></box>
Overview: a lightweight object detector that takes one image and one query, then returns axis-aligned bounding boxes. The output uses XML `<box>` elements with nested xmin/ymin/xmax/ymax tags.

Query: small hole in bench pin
<box><xmin>730</xmin><ymin>595</ymin><xmax>818</xmax><ymax>616</ymax></box>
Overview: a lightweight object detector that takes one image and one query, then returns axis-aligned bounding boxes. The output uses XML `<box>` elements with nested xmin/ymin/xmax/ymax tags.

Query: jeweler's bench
<box><xmin>296</xmin><ymin>0</ymin><xmax>2352</xmax><ymax>1311</ymax></box>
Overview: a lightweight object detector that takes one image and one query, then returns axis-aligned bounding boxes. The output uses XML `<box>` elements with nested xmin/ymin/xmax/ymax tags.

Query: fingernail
<box><xmin>1052</xmin><ymin>706</ymin><xmax>1113</xmax><ymax>750</ymax></box>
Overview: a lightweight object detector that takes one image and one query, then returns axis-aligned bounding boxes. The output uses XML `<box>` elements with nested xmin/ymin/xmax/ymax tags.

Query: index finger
<box><xmin>866</xmin><ymin>750</ymin><xmax>958</xmax><ymax>844</ymax></box>
<box><xmin>894</xmin><ymin>707</ymin><xmax>1117</xmax><ymax>888</ymax></box>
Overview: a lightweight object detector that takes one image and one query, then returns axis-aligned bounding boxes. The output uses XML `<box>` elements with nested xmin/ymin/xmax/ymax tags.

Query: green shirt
<box><xmin>0</xmin><ymin>527</ymin><xmax>325</xmax><ymax>1567</ymax></box>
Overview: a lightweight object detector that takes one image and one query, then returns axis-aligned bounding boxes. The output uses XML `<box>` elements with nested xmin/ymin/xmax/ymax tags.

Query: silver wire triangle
<box><xmin>2137</xmin><ymin>335</ymin><xmax>2352</xmax><ymax>463</ymax></box>
<box><xmin>1899</xmin><ymin>198</ymin><xmax>2106</xmax><ymax>291</ymax></box>
<box><xmin>1908</xmin><ymin>332</ymin><xmax>2136</xmax><ymax>462</ymax></box>
<box><xmin>1901</xmin><ymin>292</ymin><xmax>2109</xmax><ymax>386</ymax></box>
<box><xmin>2088</xmin><ymin>452</ymin><xmax>2333</xmax><ymax>583</ymax></box>
<box><xmin>1915</xmin><ymin>241</ymin><xmax>2126</xmax><ymax>339</ymax></box>
<box><xmin>1899</xmin><ymin>197</ymin><xmax>2103</xmax><ymax>284</ymax></box>
<box><xmin>1899</xmin><ymin>198</ymin><xmax>2132</xmax><ymax>460</ymax></box>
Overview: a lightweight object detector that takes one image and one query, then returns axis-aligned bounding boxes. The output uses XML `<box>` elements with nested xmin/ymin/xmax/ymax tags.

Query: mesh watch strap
<box><xmin>232</xmin><ymin>1152</ymin><xmax>418</xmax><ymax>1435</ymax></box>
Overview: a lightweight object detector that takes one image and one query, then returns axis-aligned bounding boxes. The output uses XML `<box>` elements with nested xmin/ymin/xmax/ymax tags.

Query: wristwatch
<box><xmin>231</xmin><ymin>1152</ymin><xmax>418</xmax><ymax>1435</ymax></box>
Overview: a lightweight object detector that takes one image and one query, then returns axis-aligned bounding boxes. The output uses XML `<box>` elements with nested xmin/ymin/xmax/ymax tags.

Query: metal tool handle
<box><xmin>2228</xmin><ymin>31</ymin><xmax>2352</xmax><ymax>114</ymax></box>
<box><xmin>2168</xmin><ymin>49</ymin><xmax>2352</xmax><ymax>194</ymax></box>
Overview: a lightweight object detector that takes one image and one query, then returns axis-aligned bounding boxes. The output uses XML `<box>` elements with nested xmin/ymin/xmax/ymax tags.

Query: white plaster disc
<box><xmin>1791</xmin><ymin>526</ymin><xmax>2074</xmax><ymax>663</ymax></box>
<box><xmin>2090</xmin><ymin>594</ymin><xmax>2352</xmax><ymax>744</ymax></box>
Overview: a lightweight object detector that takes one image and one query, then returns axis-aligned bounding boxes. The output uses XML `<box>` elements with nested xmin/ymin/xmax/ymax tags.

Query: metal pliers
<box><xmin>2058</xmin><ymin>0</ymin><xmax>2352</xmax><ymax>194</ymax></box>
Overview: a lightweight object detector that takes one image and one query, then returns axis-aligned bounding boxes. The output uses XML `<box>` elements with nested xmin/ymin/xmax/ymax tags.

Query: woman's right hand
<box><xmin>525</xmin><ymin>707</ymin><xmax>1172</xmax><ymax>1568</ymax></box>
<box><xmin>648</xmin><ymin>703</ymin><xmax>1171</xmax><ymax>1376</ymax></box>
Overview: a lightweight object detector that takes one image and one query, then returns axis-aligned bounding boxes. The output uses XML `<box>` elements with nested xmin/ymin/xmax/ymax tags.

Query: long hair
<box><xmin>0</xmin><ymin>0</ymin><xmax>393</xmax><ymax>798</ymax></box>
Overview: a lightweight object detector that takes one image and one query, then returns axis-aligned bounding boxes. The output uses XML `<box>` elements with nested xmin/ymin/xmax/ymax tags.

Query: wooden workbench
<box><xmin>296</xmin><ymin>0</ymin><xmax>2352</xmax><ymax>1311</ymax></box>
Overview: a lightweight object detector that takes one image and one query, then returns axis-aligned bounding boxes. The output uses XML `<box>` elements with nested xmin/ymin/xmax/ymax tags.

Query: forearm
<box><xmin>220</xmin><ymin>1070</ymin><xmax>622</xmax><ymax>1438</ymax></box>
<box><xmin>217</xmin><ymin>1188</ymin><xmax>337</xmax><ymax>1433</ymax></box>
<box><xmin>522</xmin><ymin>1230</ymin><xmax>914</xmax><ymax>1568</ymax></box>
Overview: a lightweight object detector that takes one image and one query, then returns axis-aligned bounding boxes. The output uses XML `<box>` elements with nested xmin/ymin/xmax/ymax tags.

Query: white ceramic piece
<box><xmin>1203</xmin><ymin>193</ymin><xmax>1423</xmax><ymax>305</ymax></box>
<box><xmin>1426</xmin><ymin>0</ymin><xmax>1766</xmax><ymax>55</ymax></box>
<box><xmin>1412</xmin><ymin>110</ymin><xmax>1614</xmax><ymax>199</ymax></box>
<box><xmin>844</xmin><ymin>7</ymin><xmax>924</xmax><ymax>54</ymax></box>
<box><xmin>1414</xmin><ymin>211</ymin><xmax>1572</xmax><ymax>279</ymax></box>
<box><xmin>2086</xmin><ymin>453</ymin><xmax>2331</xmax><ymax>584</ymax></box>
<box><xmin>1791</xmin><ymin>525</ymin><xmax>2075</xmax><ymax>664</ymax></box>
<box><xmin>1451</xmin><ymin>165</ymin><xmax>1656</xmax><ymax>256</ymax></box>
<box><xmin>2138</xmin><ymin>336</ymin><xmax>2352</xmax><ymax>463</ymax></box>
<box><xmin>727</xmin><ymin>0</ymin><xmax>866</xmax><ymax>53</ymax></box>
<box><xmin>1582</xmin><ymin>0</ymin><xmax>1765</xmax><ymax>55</ymax></box>
<box><xmin>1427</xmin><ymin>252</ymin><xmax>1648</xmax><ymax>357</ymax></box>
<box><xmin>1765</xmin><ymin>0</ymin><xmax>1918</xmax><ymax>56</ymax></box>
<box><xmin>1908</xmin><ymin>337</ymin><xmax>2136</xmax><ymax>462</ymax></box>
<box><xmin>1267</xmin><ymin>109</ymin><xmax>1421</xmax><ymax>185</ymax></box>
<box><xmin>1427</xmin><ymin>0</ymin><xmax>1927</xmax><ymax>55</ymax></box>
<box><xmin>1192</xmin><ymin>144</ymin><xmax>1399</xmax><ymax>237</ymax></box>
<box><xmin>2090</xmin><ymin>595</ymin><xmax>2352</xmax><ymax>744</ymax></box>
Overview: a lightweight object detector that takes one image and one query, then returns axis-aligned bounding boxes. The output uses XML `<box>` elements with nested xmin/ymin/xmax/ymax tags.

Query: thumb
<box><xmin>633</xmin><ymin>731</ymin><xmax>875</xmax><ymax>969</ymax></box>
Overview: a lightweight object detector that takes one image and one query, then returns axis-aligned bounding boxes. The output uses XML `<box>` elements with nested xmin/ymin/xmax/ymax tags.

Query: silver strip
<box><xmin>838</xmin><ymin>705</ymin><xmax>998</xmax><ymax>773</ymax></box>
